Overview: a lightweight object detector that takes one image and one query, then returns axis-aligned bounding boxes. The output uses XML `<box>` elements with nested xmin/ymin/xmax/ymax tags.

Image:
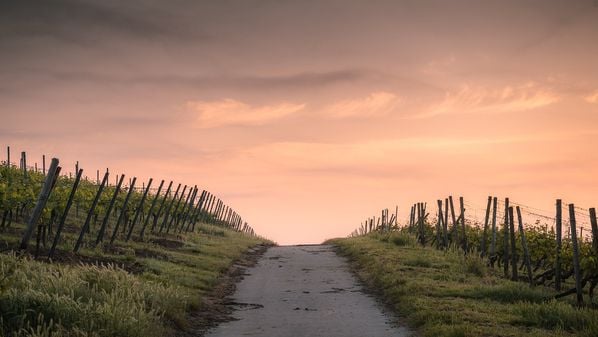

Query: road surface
<box><xmin>204</xmin><ymin>245</ymin><xmax>410</xmax><ymax>337</ymax></box>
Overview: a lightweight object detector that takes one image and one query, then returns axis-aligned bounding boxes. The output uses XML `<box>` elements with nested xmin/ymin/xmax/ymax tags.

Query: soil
<box><xmin>150</xmin><ymin>237</ymin><xmax>185</xmax><ymax>249</ymax></box>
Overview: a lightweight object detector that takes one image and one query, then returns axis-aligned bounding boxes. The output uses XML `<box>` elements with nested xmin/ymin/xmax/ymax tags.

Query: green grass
<box><xmin>0</xmin><ymin>223</ymin><xmax>270</xmax><ymax>337</ymax></box>
<box><xmin>329</xmin><ymin>232</ymin><xmax>598</xmax><ymax>337</ymax></box>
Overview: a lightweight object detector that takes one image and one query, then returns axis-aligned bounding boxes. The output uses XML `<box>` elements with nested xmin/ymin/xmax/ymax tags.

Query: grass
<box><xmin>0</xmin><ymin>222</ymin><xmax>271</xmax><ymax>337</ymax></box>
<box><xmin>329</xmin><ymin>232</ymin><xmax>598</xmax><ymax>337</ymax></box>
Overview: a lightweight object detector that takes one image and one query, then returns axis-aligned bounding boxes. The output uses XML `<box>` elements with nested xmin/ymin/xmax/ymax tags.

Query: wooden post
<box><xmin>555</xmin><ymin>199</ymin><xmax>562</xmax><ymax>291</ymax></box>
<box><xmin>509</xmin><ymin>206</ymin><xmax>518</xmax><ymax>281</ymax></box>
<box><xmin>21</xmin><ymin>152</ymin><xmax>27</xmax><ymax>177</ymax></box>
<box><xmin>189</xmin><ymin>190</ymin><xmax>207</xmax><ymax>229</ymax></box>
<box><xmin>179</xmin><ymin>186</ymin><xmax>198</xmax><ymax>233</ymax></box>
<box><xmin>503</xmin><ymin>197</ymin><xmax>510</xmax><ymax>278</ymax></box>
<box><xmin>460</xmin><ymin>197</ymin><xmax>467</xmax><ymax>253</ymax></box>
<box><xmin>569</xmin><ymin>204</ymin><xmax>584</xmax><ymax>305</ymax></box>
<box><xmin>435</xmin><ymin>200</ymin><xmax>442</xmax><ymax>248</ymax></box>
<box><xmin>6</xmin><ymin>146</ymin><xmax>9</xmax><ymax>166</ymax></box>
<box><xmin>516</xmin><ymin>206</ymin><xmax>533</xmax><ymax>286</ymax></box>
<box><xmin>74</xmin><ymin>170</ymin><xmax>109</xmax><ymax>252</ymax></box>
<box><xmin>444</xmin><ymin>198</ymin><xmax>449</xmax><ymax>244</ymax></box>
<box><xmin>590</xmin><ymin>208</ymin><xmax>598</xmax><ymax>254</ymax></box>
<box><xmin>159</xmin><ymin>183</ymin><xmax>181</xmax><ymax>232</ymax></box>
<box><xmin>20</xmin><ymin>158</ymin><xmax>59</xmax><ymax>249</ymax></box>
<box><xmin>152</xmin><ymin>180</ymin><xmax>172</xmax><ymax>232</ymax></box>
<box><xmin>166</xmin><ymin>185</ymin><xmax>188</xmax><ymax>233</ymax></box>
<box><xmin>95</xmin><ymin>174</ymin><xmax>124</xmax><ymax>245</ymax></box>
<box><xmin>438</xmin><ymin>200</ymin><xmax>447</xmax><ymax>248</ymax></box>
<box><xmin>140</xmin><ymin>179</ymin><xmax>165</xmax><ymax>239</ymax></box>
<box><xmin>416</xmin><ymin>202</ymin><xmax>423</xmax><ymax>246</ymax></box>
<box><xmin>49</xmin><ymin>168</ymin><xmax>82</xmax><ymax>258</ymax></box>
<box><xmin>42</xmin><ymin>155</ymin><xmax>45</xmax><ymax>175</ymax></box>
<box><xmin>207</xmin><ymin>195</ymin><xmax>217</xmax><ymax>220</ymax></box>
<box><xmin>126</xmin><ymin>178</ymin><xmax>153</xmax><ymax>241</ymax></box>
<box><xmin>490</xmin><ymin>197</ymin><xmax>498</xmax><ymax>262</ymax></box>
<box><xmin>110</xmin><ymin>177</ymin><xmax>136</xmax><ymax>245</ymax></box>
<box><xmin>449</xmin><ymin>196</ymin><xmax>457</xmax><ymax>244</ymax></box>
<box><xmin>481</xmin><ymin>196</ymin><xmax>492</xmax><ymax>257</ymax></box>
<box><xmin>198</xmin><ymin>193</ymin><xmax>210</xmax><ymax>223</ymax></box>
<box><xmin>199</xmin><ymin>193</ymin><xmax>212</xmax><ymax>223</ymax></box>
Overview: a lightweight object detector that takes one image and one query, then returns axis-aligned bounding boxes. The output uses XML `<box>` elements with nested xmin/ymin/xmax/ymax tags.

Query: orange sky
<box><xmin>1</xmin><ymin>1</ymin><xmax>598</xmax><ymax>244</ymax></box>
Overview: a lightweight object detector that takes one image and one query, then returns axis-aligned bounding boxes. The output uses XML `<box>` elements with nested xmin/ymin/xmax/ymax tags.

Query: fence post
<box><xmin>21</xmin><ymin>152</ymin><xmax>27</xmax><ymax>178</ymax></box>
<box><xmin>516</xmin><ymin>206</ymin><xmax>533</xmax><ymax>286</ymax></box>
<box><xmin>589</xmin><ymin>208</ymin><xmax>598</xmax><ymax>254</ymax></box>
<box><xmin>166</xmin><ymin>185</ymin><xmax>188</xmax><ymax>233</ymax></box>
<box><xmin>20</xmin><ymin>158</ymin><xmax>59</xmax><ymax>249</ymax></box>
<box><xmin>569</xmin><ymin>204</ymin><xmax>584</xmax><ymax>305</ymax></box>
<box><xmin>449</xmin><ymin>196</ymin><xmax>457</xmax><ymax>244</ymax></box>
<box><xmin>126</xmin><ymin>178</ymin><xmax>153</xmax><ymax>241</ymax></box>
<box><xmin>435</xmin><ymin>200</ymin><xmax>442</xmax><ymax>248</ymax></box>
<box><xmin>503</xmin><ymin>198</ymin><xmax>510</xmax><ymax>278</ymax></box>
<box><xmin>481</xmin><ymin>196</ymin><xmax>492</xmax><ymax>257</ymax></box>
<box><xmin>489</xmin><ymin>197</ymin><xmax>498</xmax><ymax>265</ymax></box>
<box><xmin>179</xmin><ymin>186</ymin><xmax>198</xmax><ymax>233</ymax></box>
<box><xmin>74</xmin><ymin>170</ymin><xmax>109</xmax><ymax>252</ymax></box>
<box><xmin>555</xmin><ymin>199</ymin><xmax>562</xmax><ymax>291</ymax></box>
<box><xmin>416</xmin><ymin>203</ymin><xmax>422</xmax><ymax>245</ymax></box>
<box><xmin>160</xmin><ymin>183</ymin><xmax>181</xmax><ymax>233</ymax></box>
<box><xmin>96</xmin><ymin>175</ymin><xmax>124</xmax><ymax>245</ymax></box>
<box><xmin>49</xmin><ymin>168</ymin><xmax>83</xmax><ymax>258</ymax></box>
<box><xmin>152</xmin><ymin>181</ymin><xmax>172</xmax><ymax>232</ymax></box>
<box><xmin>110</xmin><ymin>177</ymin><xmax>136</xmax><ymax>245</ymax></box>
<box><xmin>140</xmin><ymin>179</ymin><xmax>165</xmax><ymax>239</ymax></box>
<box><xmin>460</xmin><ymin>197</ymin><xmax>467</xmax><ymax>253</ymax></box>
<box><xmin>509</xmin><ymin>206</ymin><xmax>518</xmax><ymax>281</ymax></box>
<box><xmin>189</xmin><ymin>190</ymin><xmax>207</xmax><ymax>232</ymax></box>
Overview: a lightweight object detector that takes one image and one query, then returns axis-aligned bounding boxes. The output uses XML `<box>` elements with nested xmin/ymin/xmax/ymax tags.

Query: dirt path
<box><xmin>204</xmin><ymin>245</ymin><xmax>411</xmax><ymax>337</ymax></box>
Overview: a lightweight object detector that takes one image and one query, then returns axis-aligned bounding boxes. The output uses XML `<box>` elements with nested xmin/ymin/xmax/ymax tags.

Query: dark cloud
<box><xmin>1</xmin><ymin>68</ymin><xmax>373</xmax><ymax>91</ymax></box>
<box><xmin>0</xmin><ymin>0</ymin><xmax>203</xmax><ymax>44</ymax></box>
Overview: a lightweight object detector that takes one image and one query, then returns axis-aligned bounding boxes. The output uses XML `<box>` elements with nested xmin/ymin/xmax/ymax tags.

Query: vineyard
<box><xmin>350</xmin><ymin>196</ymin><xmax>598</xmax><ymax>306</ymax></box>
<box><xmin>0</xmin><ymin>146</ymin><xmax>268</xmax><ymax>337</ymax></box>
<box><xmin>0</xmin><ymin>147</ymin><xmax>257</xmax><ymax>254</ymax></box>
<box><xmin>321</xmin><ymin>197</ymin><xmax>597</xmax><ymax>336</ymax></box>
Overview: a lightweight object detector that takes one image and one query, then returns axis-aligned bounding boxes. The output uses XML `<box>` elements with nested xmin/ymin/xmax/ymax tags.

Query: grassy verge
<box><xmin>0</xmin><ymin>223</ymin><xmax>271</xmax><ymax>337</ymax></box>
<box><xmin>329</xmin><ymin>232</ymin><xmax>598</xmax><ymax>337</ymax></box>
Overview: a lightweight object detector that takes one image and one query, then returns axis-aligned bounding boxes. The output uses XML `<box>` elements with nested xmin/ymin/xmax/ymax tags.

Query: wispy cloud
<box><xmin>322</xmin><ymin>91</ymin><xmax>401</xmax><ymax>119</ymax></box>
<box><xmin>584</xmin><ymin>90</ymin><xmax>598</xmax><ymax>104</ymax></box>
<box><xmin>418</xmin><ymin>82</ymin><xmax>559</xmax><ymax>118</ymax></box>
<box><xmin>187</xmin><ymin>98</ymin><xmax>305</xmax><ymax>128</ymax></box>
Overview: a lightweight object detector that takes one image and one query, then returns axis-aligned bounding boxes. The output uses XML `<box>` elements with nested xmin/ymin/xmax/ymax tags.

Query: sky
<box><xmin>1</xmin><ymin>0</ymin><xmax>598</xmax><ymax>244</ymax></box>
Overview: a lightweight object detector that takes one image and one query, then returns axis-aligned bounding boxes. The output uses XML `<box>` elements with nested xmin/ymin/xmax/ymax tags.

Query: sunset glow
<box><xmin>1</xmin><ymin>0</ymin><xmax>597</xmax><ymax>244</ymax></box>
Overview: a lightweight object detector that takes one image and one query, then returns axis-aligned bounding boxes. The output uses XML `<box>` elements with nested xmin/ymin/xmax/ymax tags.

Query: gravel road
<box><xmin>204</xmin><ymin>245</ymin><xmax>411</xmax><ymax>337</ymax></box>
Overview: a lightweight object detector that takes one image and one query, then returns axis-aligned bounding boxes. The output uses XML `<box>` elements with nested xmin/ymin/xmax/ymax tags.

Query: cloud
<box><xmin>187</xmin><ymin>99</ymin><xmax>305</xmax><ymax>128</ymax></box>
<box><xmin>584</xmin><ymin>90</ymin><xmax>598</xmax><ymax>104</ymax></box>
<box><xmin>419</xmin><ymin>82</ymin><xmax>559</xmax><ymax>118</ymax></box>
<box><xmin>6</xmin><ymin>69</ymin><xmax>368</xmax><ymax>92</ymax></box>
<box><xmin>0</xmin><ymin>0</ymin><xmax>197</xmax><ymax>44</ymax></box>
<box><xmin>322</xmin><ymin>91</ymin><xmax>401</xmax><ymax>119</ymax></box>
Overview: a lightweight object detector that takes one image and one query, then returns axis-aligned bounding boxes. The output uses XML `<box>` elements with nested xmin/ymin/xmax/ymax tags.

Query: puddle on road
<box><xmin>223</xmin><ymin>301</ymin><xmax>264</xmax><ymax>311</ymax></box>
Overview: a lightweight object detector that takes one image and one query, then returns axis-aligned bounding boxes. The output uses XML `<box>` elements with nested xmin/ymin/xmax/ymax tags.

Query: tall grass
<box><xmin>331</xmin><ymin>233</ymin><xmax>598</xmax><ymax>337</ymax></box>
<box><xmin>0</xmin><ymin>253</ymin><xmax>187</xmax><ymax>337</ymax></box>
